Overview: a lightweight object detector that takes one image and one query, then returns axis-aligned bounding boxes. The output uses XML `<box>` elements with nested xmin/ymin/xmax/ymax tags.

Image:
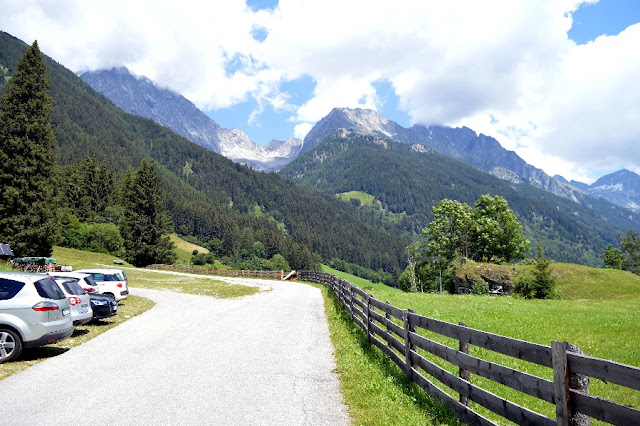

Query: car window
<box><xmin>103</xmin><ymin>274</ymin><xmax>120</xmax><ymax>281</ymax></box>
<box><xmin>91</xmin><ymin>273</ymin><xmax>105</xmax><ymax>281</ymax></box>
<box><xmin>62</xmin><ymin>280</ymin><xmax>86</xmax><ymax>295</ymax></box>
<box><xmin>0</xmin><ymin>278</ymin><xmax>25</xmax><ymax>300</ymax></box>
<box><xmin>117</xmin><ymin>271</ymin><xmax>127</xmax><ymax>280</ymax></box>
<box><xmin>34</xmin><ymin>278</ymin><xmax>65</xmax><ymax>300</ymax></box>
<box><xmin>83</xmin><ymin>275</ymin><xmax>98</xmax><ymax>286</ymax></box>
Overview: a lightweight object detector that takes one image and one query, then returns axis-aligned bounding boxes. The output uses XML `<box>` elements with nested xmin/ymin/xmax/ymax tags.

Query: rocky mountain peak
<box><xmin>81</xmin><ymin>67</ymin><xmax>301</xmax><ymax>171</ymax></box>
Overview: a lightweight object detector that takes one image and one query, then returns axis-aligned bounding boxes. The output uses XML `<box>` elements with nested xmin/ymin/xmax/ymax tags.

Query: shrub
<box><xmin>471</xmin><ymin>281</ymin><xmax>489</xmax><ymax>295</ymax></box>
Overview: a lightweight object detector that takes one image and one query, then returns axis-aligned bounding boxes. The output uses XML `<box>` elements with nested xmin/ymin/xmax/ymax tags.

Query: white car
<box><xmin>75</xmin><ymin>269</ymin><xmax>129</xmax><ymax>302</ymax></box>
<box><xmin>49</xmin><ymin>272</ymin><xmax>99</xmax><ymax>294</ymax></box>
<box><xmin>51</xmin><ymin>278</ymin><xmax>93</xmax><ymax>326</ymax></box>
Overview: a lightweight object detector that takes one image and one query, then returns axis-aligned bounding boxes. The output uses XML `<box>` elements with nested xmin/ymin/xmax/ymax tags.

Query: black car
<box><xmin>89</xmin><ymin>293</ymin><xmax>118</xmax><ymax>321</ymax></box>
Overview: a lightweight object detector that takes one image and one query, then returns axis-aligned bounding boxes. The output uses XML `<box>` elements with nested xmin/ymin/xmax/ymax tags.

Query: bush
<box><xmin>58</xmin><ymin>211</ymin><xmax>124</xmax><ymax>256</ymax></box>
<box><xmin>515</xmin><ymin>245</ymin><xmax>560</xmax><ymax>299</ymax></box>
<box><xmin>471</xmin><ymin>281</ymin><xmax>489</xmax><ymax>295</ymax></box>
<box><xmin>87</xmin><ymin>223</ymin><xmax>124</xmax><ymax>256</ymax></box>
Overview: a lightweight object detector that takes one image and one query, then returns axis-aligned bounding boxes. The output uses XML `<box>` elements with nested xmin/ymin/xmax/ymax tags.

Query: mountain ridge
<box><xmin>80</xmin><ymin>67</ymin><xmax>302</xmax><ymax>171</ymax></box>
<box><xmin>283</xmin><ymin>129</ymin><xmax>640</xmax><ymax>266</ymax></box>
<box><xmin>561</xmin><ymin>169</ymin><xmax>640</xmax><ymax>212</ymax></box>
<box><xmin>0</xmin><ymin>30</ymin><xmax>406</xmax><ymax>274</ymax></box>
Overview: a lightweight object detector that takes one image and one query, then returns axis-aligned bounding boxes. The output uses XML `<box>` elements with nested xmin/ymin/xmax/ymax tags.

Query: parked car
<box><xmin>88</xmin><ymin>293</ymin><xmax>118</xmax><ymax>321</ymax></box>
<box><xmin>0</xmin><ymin>271</ymin><xmax>73</xmax><ymax>363</ymax></box>
<box><xmin>75</xmin><ymin>269</ymin><xmax>129</xmax><ymax>302</ymax></box>
<box><xmin>51</xmin><ymin>278</ymin><xmax>93</xmax><ymax>326</ymax></box>
<box><xmin>49</xmin><ymin>272</ymin><xmax>100</xmax><ymax>294</ymax></box>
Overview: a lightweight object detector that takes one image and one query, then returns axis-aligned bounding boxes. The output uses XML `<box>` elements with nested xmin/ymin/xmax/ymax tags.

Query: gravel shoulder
<box><xmin>0</xmin><ymin>278</ymin><xmax>350</xmax><ymax>425</ymax></box>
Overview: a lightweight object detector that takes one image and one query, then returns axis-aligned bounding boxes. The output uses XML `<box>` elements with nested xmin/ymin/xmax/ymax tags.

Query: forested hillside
<box><xmin>0</xmin><ymin>31</ymin><xmax>406</xmax><ymax>274</ymax></box>
<box><xmin>281</xmin><ymin>130</ymin><xmax>640</xmax><ymax>266</ymax></box>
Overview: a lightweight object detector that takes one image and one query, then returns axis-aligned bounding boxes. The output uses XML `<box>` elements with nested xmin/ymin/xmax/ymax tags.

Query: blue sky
<box><xmin>2</xmin><ymin>0</ymin><xmax>640</xmax><ymax>182</ymax></box>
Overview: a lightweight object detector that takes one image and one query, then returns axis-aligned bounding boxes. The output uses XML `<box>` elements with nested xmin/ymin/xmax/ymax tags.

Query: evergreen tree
<box><xmin>0</xmin><ymin>41</ymin><xmax>58</xmax><ymax>257</ymax></box>
<box><xmin>532</xmin><ymin>244</ymin><xmax>556</xmax><ymax>299</ymax></box>
<box><xmin>120</xmin><ymin>159</ymin><xmax>176</xmax><ymax>266</ymax></box>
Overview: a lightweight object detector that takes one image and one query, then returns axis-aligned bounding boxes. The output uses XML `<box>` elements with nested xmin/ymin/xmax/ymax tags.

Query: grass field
<box><xmin>51</xmin><ymin>246</ymin><xmax>259</xmax><ymax>298</ymax></box>
<box><xmin>318</xmin><ymin>263</ymin><xmax>640</xmax><ymax>424</ymax></box>
<box><xmin>337</xmin><ymin>190</ymin><xmax>377</xmax><ymax>206</ymax></box>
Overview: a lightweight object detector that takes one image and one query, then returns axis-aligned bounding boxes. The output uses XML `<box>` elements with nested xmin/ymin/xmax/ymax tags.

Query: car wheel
<box><xmin>0</xmin><ymin>328</ymin><xmax>23</xmax><ymax>364</ymax></box>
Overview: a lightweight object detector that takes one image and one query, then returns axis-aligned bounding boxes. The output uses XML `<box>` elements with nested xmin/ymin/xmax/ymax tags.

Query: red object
<box><xmin>32</xmin><ymin>301</ymin><xmax>60</xmax><ymax>311</ymax></box>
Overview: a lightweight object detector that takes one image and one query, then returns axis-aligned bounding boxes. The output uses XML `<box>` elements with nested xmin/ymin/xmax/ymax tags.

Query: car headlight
<box><xmin>92</xmin><ymin>300</ymin><xmax>108</xmax><ymax>306</ymax></box>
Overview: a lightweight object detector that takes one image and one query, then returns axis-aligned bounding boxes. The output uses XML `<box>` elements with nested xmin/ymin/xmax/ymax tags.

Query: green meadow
<box><xmin>319</xmin><ymin>263</ymin><xmax>640</xmax><ymax>424</ymax></box>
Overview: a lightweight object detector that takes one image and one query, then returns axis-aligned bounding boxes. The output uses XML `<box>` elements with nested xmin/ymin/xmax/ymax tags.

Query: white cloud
<box><xmin>293</xmin><ymin>122</ymin><xmax>313</xmax><ymax>140</ymax></box>
<box><xmin>1</xmin><ymin>0</ymin><xmax>638</xmax><ymax>182</ymax></box>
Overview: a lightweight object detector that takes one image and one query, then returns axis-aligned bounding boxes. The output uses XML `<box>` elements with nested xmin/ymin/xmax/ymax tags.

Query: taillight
<box><xmin>32</xmin><ymin>301</ymin><xmax>60</xmax><ymax>311</ymax></box>
<box><xmin>84</xmin><ymin>287</ymin><xmax>96</xmax><ymax>293</ymax></box>
<box><xmin>67</xmin><ymin>296</ymin><xmax>81</xmax><ymax>305</ymax></box>
<box><xmin>117</xmin><ymin>283</ymin><xmax>123</xmax><ymax>288</ymax></box>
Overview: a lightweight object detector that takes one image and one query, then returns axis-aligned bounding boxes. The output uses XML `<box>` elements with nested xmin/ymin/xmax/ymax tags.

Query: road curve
<box><xmin>0</xmin><ymin>278</ymin><xmax>350</xmax><ymax>425</ymax></box>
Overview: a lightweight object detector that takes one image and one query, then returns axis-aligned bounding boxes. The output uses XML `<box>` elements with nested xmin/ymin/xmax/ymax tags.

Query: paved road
<box><xmin>0</xmin><ymin>278</ymin><xmax>350</xmax><ymax>425</ymax></box>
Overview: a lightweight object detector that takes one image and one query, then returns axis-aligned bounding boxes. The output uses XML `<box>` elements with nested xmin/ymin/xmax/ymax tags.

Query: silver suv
<box><xmin>0</xmin><ymin>272</ymin><xmax>74</xmax><ymax>363</ymax></box>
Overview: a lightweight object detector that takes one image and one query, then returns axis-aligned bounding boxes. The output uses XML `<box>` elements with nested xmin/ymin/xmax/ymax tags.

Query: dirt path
<box><xmin>0</xmin><ymin>279</ymin><xmax>350</xmax><ymax>425</ymax></box>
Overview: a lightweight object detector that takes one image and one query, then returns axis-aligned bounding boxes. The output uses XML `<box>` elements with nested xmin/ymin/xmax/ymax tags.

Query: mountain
<box><xmin>559</xmin><ymin>169</ymin><xmax>640</xmax><ymax>213</ymax></box>
<box><xmin>589</xmin><ymin>170</ymin><xmax>640</xmax><ymax>211</ymax></box>
<box><xmin>302</xmin><ymin>107</ymin><xmax>583</xmax><ymax>202</ymax></box>
<box><xmin>282</xmin><ymin>129</ymin><xmax>640</xmax><ymax>266</ymax></box>
<box><xmin>80</xmin><ymin>67</ymin><xmax>302</xmax><ymax>171</ymax></box>
<box><xmin>0</xmin><ymin>31</ymin><xmax>406</xmax><ymax>274</ymax></box>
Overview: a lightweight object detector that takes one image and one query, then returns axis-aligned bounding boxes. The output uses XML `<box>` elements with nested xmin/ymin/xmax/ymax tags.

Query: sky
<box><xmin>1</xmin><ymin>0</ymin><xmax>639</xmax><ymax>183</ymax></box>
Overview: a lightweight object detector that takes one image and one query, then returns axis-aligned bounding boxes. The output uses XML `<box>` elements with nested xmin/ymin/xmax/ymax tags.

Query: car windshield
<box><xmin>35</xmin><ymin>277</ymin><xmax>65</xmax><ymax>300</ymax></box>
<box><xmin>61</xmin><ymin>280</ymin><xmax>86</xmax><ymax>295</ymax></box>
<box><xmin>0</xmin><ymin>278</ymin><xmax>25</xmax><ymax>300</ymax></box>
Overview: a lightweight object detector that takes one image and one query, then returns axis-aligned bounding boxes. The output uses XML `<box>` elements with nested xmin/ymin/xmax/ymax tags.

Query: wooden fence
<box><xmin>299</xmin><ymin>270</ymin><xmax>640</xmax><ymax>425</ymax></box>
<box><xmin>147</xmin><ymin>264</ymin><xmax>284</xmax><ymax>280</ymax></box>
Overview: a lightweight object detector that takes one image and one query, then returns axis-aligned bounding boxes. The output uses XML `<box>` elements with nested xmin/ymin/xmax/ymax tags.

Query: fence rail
<box><xmin>299</xmin><ymin>270</ymin><xmax>640</xmax><ymax>425</ymax></box>
<box><xmin>147</xmin><ymin>264</ymin><xmax>284</xmax><ymax>280</ymax></box>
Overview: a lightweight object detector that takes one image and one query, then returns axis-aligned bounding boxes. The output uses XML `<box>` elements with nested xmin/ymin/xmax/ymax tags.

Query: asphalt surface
<box><xmin>0</xmin><ymin>277</ymin><xmax>350</xmax><ymax>425</ymax></box>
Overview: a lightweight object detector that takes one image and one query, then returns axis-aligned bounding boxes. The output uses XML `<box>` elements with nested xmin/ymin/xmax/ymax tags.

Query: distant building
<box><xmin>0</xmin><ymin>244</ymin><xmax>14</xmax><ymax>262</ymax></box>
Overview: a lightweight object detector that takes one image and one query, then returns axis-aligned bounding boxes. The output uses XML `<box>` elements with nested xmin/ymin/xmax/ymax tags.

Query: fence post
<box><xmin>458</xmin><ymin>321</ymin><xmax>470</xmax><ymax>407</ymax></box>
<box><xmin>552</xmin><ymin>341</ymin><xmax>590</xmax><ymax>426</ymax></box>
<box><xmin>385</xmin><ymin>301</ymin><xmax>393</xmax><ymax>349</ymax></box>
<box><xmin>349</xmin><ymin>284</ymin><xmax>355</xmax><ymax>321</ymax></box>
<box><xmin>365</xmin><ymin>294</ymin><xmax>372</xmax><ymax>343</ymax></box>
<box><xmin>403</xmin><ymin>309</ymin><xmax>416</xmax><ymax>377</ymax></box>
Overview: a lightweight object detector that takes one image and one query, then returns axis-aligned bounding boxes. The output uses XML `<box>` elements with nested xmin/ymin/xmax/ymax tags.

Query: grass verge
<box><xmin>125</xmin><ymin>268</ymin><xmax>262</xmax><ymax>298</ymax></box>
<box><xmin>52</xmin><ymin>246</ymin><xmax>261</xmax><ymax>298</ymax></box>
<box><xmin>1</xmin><ymin>294</ymin><xmax>154</xmax><ymax>381</ymax></box>
<box><xmin>316</xmin><ymin>283</ymin><xmax>460</xmax><ymax>425</ymax></box>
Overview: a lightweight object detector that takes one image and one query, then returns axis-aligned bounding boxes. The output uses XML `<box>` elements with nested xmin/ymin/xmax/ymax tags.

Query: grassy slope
<box><xmin>337</xmin><ymin>190</ymin><xmax>376</xmax><ymax>206</ymax></box>
<box><xmin>318</xmin><ymin>263</ymin><xmax>640</xmax><ymax>423</ymax></box>
<box><xmin>170</xmin><ymin>233</ymin><xmax>209</xmax><ymax>265</ymax></box>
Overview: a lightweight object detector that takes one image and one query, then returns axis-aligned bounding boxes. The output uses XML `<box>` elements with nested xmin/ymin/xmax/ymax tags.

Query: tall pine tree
<box><xmin>120</xmin><ymin>159</ymin><xmax>176</xmax><ymax>266</ymax></box>
<box><xmin>0</xmin><ymin>41</ymin><xmax>58</xmax><ymax>257</ymax></box>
